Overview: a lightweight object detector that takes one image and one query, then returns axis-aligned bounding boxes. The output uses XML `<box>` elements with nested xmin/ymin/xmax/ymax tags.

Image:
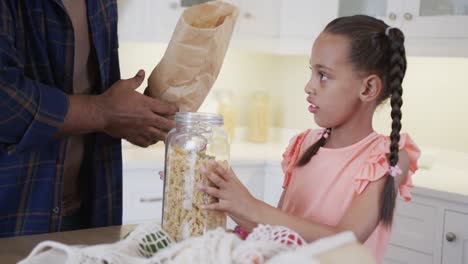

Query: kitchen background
<box><xmin>118</xmin><ymin>0</ymin><xmax>468</xmax><ymax>153</ymax></box>
<box><xmin>119</xmin><ymin>43</ymin><xmax>468</xmax><ymax>152</ymax></box>
<box><xmin>117</xmin><ymin>1</ymin><xmax>468</xmax><ymax>263</ymax></box>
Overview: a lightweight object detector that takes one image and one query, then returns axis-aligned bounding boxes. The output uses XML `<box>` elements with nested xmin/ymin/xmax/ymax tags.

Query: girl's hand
<box><xmin>198</xmin><ymin>160</ymin><xmax>261</xmax><ymax>227</ymax></box>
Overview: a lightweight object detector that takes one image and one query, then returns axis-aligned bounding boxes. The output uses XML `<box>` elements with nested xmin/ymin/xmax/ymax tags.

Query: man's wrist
<box><xmin>90</xmin><ymin>94</ymin><xmax>110</xmax><ymax>133</ymax></box>
<box><xmin>68</xmin><ymin>94</ymin><xmax>109</xmax><ymax>133</ymax></box>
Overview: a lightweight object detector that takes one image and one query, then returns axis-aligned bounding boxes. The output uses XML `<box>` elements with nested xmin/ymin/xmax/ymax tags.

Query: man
<box><xmin>0</xmin><ymin>0</ymin><xmax>177</xmax><ymax>237</ymax></box>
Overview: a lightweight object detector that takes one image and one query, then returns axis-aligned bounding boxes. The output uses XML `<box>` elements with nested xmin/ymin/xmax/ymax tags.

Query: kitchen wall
<box><xmin>271</xmin><ymin>54</ymin><xmax>468</xmax><ymax>153</ymax></box>
<box><xmin>118</xmin><ymin>42</ymin><xmax>281</xmax><ymax>126</ymax></box>
<box><xmin>119</xmin><ymin>42</ymin><xmax>468</xmax><ymax>153</ymax></box>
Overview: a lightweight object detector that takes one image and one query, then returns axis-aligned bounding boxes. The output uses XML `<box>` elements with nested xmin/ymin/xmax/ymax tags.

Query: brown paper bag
<box><xmin>147</xmin><ymin>1</ymin><xmax>239</xmax><ymax>112</ymax></box>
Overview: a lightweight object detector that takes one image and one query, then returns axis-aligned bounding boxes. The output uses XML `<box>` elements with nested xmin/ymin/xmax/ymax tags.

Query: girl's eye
<box><xmin>319</xmin><ymin>71</ymin><xmax>329</xmax><ymax>81</ymax></box>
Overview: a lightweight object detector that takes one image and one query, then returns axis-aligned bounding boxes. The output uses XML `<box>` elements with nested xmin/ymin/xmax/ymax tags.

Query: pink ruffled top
<box><xmin>280</xmin><ymin>129</ymin><xmax>420</xmax><ymax>263</ymax></box>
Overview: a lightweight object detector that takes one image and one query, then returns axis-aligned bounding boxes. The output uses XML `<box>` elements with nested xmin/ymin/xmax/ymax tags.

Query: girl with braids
<box><xmin>197</xmin><ymin>15</ymin><xmax>420</xmax><ymax>262</ymax></box>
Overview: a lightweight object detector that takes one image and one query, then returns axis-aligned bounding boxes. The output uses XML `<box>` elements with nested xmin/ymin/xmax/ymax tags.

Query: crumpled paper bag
<box><xmin>147</xmin><ymin>1</ymin><xmax>239</xmax><ymax>112</ymax></box>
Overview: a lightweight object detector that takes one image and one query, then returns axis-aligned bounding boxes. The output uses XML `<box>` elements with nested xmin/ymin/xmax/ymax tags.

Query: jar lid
<box><xmin>175</xmin><ymin>112</ymin><xmax>224</xmax><ymax>125</ymax></box>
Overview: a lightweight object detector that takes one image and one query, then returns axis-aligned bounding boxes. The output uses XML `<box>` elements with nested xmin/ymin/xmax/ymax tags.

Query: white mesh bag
<box><xmin>19</xmin><ymin>222</ymin><xmax>359</xmax><ymax>264</ymax></box>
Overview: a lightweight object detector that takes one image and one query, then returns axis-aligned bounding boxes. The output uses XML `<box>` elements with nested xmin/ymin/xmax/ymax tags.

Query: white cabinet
<box><xmin>236</xmin><ymin>0</ymin><xmax>281</xmax><ymax>38</ymax></box>
<box><xmin>226</xmin><ymin>162</ymin><xmax>265</xmax><ymax>229</ymax></box>
<box><xmin>442</xmin><ymin>210</ymin><xmax>468</xmax><ymax>264</ymax></box>
<box><xmin>389</xmin><ymin>198</ymin><xmax>438</xmax><ymax>255</ymax></box>
<box><xmin>337</xmin><ymin>0</ymin><xmax>468</xmax><ymax>38</ymax></box>
<box><xmin>383</xmin><ymin>195</ymin><xmax>438</xmax><ymax>263</ymax></box>
<box><xmin>122</xmin><ymin>159</ymin><xmax>265</xmax><ymax>226</ymax></box>
<box><xmin>118</xmin><ymin>0</ymin><xmax>280</xmax><ymax>43</ymax></box>
<box><xmin>338</xmin><ymin>0</ymin><xmax>403</xmax><ymax>27</ymax></box>
<box><xmin>117</xmin><ymin>0</ymin><xmax>153</xmax><ymax>42</ymax></box>
<box><xmin>335</xmin><ymin>0</ymin><xmax>468</xmax><ymax>56</ymax></box>
<box><xmin>118</xmin><ymin>0</ymin><xmax>182</xmax><ymax>43</ymax></box>
<box><xmin>402</xmin><ymin>0</ymin><xmax>468</xmax><ymax>38</ymax></box>
<box><xmin>117</xmin><ymin>0</ymin><xmax>185</xmax><ymax>43</ymax></box>
<box><xmin>383</xmin><ymin>244</ymin><xmax>434</xmax><ymax>264</ymax></box>
<box><xmin>263</xmin><ymin>162</ymin><xmax>284</xmax><ymax>207</ymax></box>
<box><xmin>118</xmin><ymin>0</ymin><xmax>468</xmax><ymax>57</ymax></box>
<box><xmin>279</xmin><ymin>0</ymin><xmax>336</xmax><ymax>40</ymax></box>
<box><xmin>383</xmin><ymin>188</ymin><xmax>468</xmax><ymax>264</ymax></box>
<box><xmin>151</xmin><ymin>0</ymin><xmax>184</xmax><ymax>42</ymax></box>
<box><xmin>122</xmin><ymin>163</ymin><xmax>165</xmax><ymax>224</ymax></box>
<box><xmin>231</xmin><ymin>163</ymin><xmax>265</xmax><ymax>201</ymax></box>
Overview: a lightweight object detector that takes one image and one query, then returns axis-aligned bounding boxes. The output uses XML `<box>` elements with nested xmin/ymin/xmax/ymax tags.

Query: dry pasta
<box><xmin>162</xmin><ymin>145</ymin><xmax>227</xmax><ymax>242</ymax></box>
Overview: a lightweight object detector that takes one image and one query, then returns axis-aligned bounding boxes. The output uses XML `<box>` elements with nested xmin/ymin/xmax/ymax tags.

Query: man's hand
<box><xmin>56</xmin><ymin>70</ymin><xmax>178</xmax><ymax>147</ymax></box>
<box><xmin>99</xmin><ymin>70</ymin><xmax>178</xmax><ymax>147</ymax></box>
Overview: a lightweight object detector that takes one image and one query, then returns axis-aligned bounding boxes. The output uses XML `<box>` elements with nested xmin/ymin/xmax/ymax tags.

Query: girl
<box><xmin>197</xmin><ymin>15</ymin><xmax>421</xmax><ymax>263</ymax></box>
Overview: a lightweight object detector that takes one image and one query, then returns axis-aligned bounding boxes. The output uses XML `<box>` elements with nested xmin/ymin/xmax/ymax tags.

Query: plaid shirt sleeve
<box><xmin>0</xmin><ymin>2</ymin><xmax>69</xmax><ymax>154</ymax></box>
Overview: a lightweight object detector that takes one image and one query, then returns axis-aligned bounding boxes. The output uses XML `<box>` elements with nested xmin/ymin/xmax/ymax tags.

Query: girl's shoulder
<box><xmin>281</xmin><ymin>129</ymin><xmax>331</xmax><ymax>185</ymax></box>
<box><xmin>281</xmin><ymin>129</ymin><xmax>322</xmax><ymax>162</ymax></box>
<box><xmin>369</xmin><ymin>133</ymin><xmax>421</xmax><ymax>160</ymax></box>
<box><xmin>283</xmin><ymin>130</ymin><xmax>420</xmax><ymax>159</ymax></box>
<box><xmin>355</xmin><ymin>132</ymin><xmax>421</xmax><ymax>200</ymax></box>
<box><xmin>281</xmin><ymin>129</ymin><xmax>316</xmax><ymax>188</ymax></box>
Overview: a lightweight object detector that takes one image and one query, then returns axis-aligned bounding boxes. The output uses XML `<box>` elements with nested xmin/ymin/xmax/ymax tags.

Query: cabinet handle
<box><xmin>140</xmin><ymin>197</ymin><xmax>163</xmax><ymax>203</ymax></box>
<box><xmin>446</xmin><ymin>232</ymin><xmax>456</xmax><ymax>242</ymax></box>
<box><xmin>388</xmin><ymin>12</ymin><xmax>397</xmax><ymax>21</ymax></box>
<box><xmin>404</xmin><ymin>12</ymin><xmax>413</xmax><ymax>21</ymax></box>
<box><xmin>243</xmin><ymin>12</ymin><xmax>253</xmax><ymax>19</ymax></box>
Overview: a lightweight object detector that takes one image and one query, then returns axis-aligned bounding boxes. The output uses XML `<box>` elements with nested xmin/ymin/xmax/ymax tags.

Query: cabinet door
<box><xmin>264</xmin><ymin>163</ymin><xmax>284</xmax><ymax>207</ymax></box>
<box><xmin>231</xmin><ymin>163</ymin><xmax>265</xmax><ymax>201</ymax></box>
<box><xmin>280</xmin><ymin>0</ymin><xmax>338</xmax><ymax>40</ymax></box>
<box><xmin>118</xmin><ymin>0</ymin><xmax>153</xmax><ymax>42</ymax></box>
<box><xmin>337</xmin><ymin>0</ymin><xmax>403</xmax><ymax>27</ymax></box>
<box><xmin>389</xmin><ymin>198</ymin><xmax>438</xmax><ymax>254</ymax></box>
<box><xmin>236</xmin><ymin>0</ymin><xmax>281</xmax><ymax>38</ymax></box>
<box><xmin>226</xmin><ymin>163</ymin><xmax>265</xmax><ymax>229</ymax></box>
<box><xmin>123</xmin><ymin>167</ymin><xmax>164</xmax><ymax>224</ymax></box>
<box><xmin>442</xmin><ymin>210</ymin><xmax>468</xmax><ymax>264</ymax></box>
<box><xmin>403</xmin><ymin>0</ymin><xmax>468</xmax><ymax>37</ymax></box>
<box><xmin>152</xmin><ymin>0</ymin><xmax>184</xmax><ymax>42</ymax></box>
<box><xmin>383</xmin><ymin>244</ymin><xmax>434</xmax><ymax>264</ymax></box>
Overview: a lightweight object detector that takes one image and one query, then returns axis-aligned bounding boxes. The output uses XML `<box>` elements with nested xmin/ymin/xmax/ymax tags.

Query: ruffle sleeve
<box><xmin>281</xmin><ymin>130</ymin><xmax>311</xmax><ymax>188</ymax></box>
<box><xmin>354</xmin><ymin>134</ymin><xmax>421</xmax><ymax>201</ymax></box>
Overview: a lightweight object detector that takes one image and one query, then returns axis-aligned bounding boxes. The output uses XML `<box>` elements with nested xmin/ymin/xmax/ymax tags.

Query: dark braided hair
<box><xmin>297</xmin><ymin>15</ymin><xmax>407</xmax><ymax>226</ymax></box>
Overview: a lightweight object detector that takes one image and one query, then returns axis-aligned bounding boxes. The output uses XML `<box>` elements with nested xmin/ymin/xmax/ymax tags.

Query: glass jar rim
<box><xmin>175</xmin><ymin>112</ymin><xmax>224</xmax><ymax>125</ymax></box>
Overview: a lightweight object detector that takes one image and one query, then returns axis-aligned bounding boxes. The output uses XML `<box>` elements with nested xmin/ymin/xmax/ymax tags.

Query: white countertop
<box><xmin>122</xmin><ymin>134</ymin><xmax>468</xmax><ymax>198</ymax></box>
<box><xmin>122</xmin><ymin>141</ymin><xmax>286</xmax><ymax>167</ymax></box>
<box><xmin>410</xmin><ymin>148</ymin><xmax>468</xmax><ymax>198</ymax></box>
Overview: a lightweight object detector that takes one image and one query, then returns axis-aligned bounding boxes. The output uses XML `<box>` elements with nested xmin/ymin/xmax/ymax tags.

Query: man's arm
<box><xmin>0</xmin><ymin>2</ymin><xmax>68</xmax><ymax>153</ymax></box>
<box><xmin>56</xmin><ymin>70</ymin><xmax>178</xmax><ymax>147</ymax></box>
<box><xmin>0</xmin><ymin>3</ymin><xmax>177</xmax><ymax>153</ymax></box>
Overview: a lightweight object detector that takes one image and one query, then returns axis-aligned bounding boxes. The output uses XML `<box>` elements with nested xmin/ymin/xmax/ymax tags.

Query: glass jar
<box><xmin>247</xmin><ymin>91</ymin><xmax>270</xmax><ymax>143</ymax></box>
<box><xmin>216</xmin><ymin>90</ymin><xmax>236</xmax><ymax>141</ymax></box>
<box><xmin>162</xmin><ymin>112</ymin><xmax>229</xmax><ymax>242</ymax></box>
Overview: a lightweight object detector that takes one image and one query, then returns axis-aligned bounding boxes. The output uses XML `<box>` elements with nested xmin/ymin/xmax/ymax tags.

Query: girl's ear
<box><xmin>360</xmin><ymin>74</ymin><xmax>383</xmax><ymax>102</ymax></box>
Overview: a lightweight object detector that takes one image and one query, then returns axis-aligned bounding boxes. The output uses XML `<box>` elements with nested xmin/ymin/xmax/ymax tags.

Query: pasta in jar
<box><xmin>162</xmin><ymin>112</ymin><xmax>229</xmax><ymax>242</ymax></box>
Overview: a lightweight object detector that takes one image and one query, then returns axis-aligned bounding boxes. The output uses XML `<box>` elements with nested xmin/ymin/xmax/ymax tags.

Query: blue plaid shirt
<box><xmin>0</xmin><ymin>0</ymin><xmax>122</xmax><ymax>237</ymax></box>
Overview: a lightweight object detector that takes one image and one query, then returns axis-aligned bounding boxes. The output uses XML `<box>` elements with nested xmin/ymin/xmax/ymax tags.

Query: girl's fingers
<box><xmin>201</xmin><ymin>166</ymin><xmax>226</xmax><ymax>188</ymax></box>
<box><xmin>201</xmin><ymin>202</ymin><xmax>225</xmax><ymax>211</ymax></box>
<box><xmin>209</xmin><ymin>160</ymin><xmax>229</xmax><ymax>180</ymax></box>
<box><xmin>197</xmin><ymin>184</ymin><xmax>224</xmax><ymax>199</ymax></box>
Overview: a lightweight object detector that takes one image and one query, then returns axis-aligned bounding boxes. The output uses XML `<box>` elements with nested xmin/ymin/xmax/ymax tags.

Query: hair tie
<box><xmin>234</xmin><ymin>226</ymin><xmax>249</xmax><ymax>240</ymax></box>
<box><xmin>317</xmin><ymin>128</ymin><xmax>331</xmax><ymax>139</ymax></box>
<box><xmin>385</xmin><ymin>26</ymin><xmax>395</xmax><ymax>36</ymax></box>
<box><xmin>388</xmin><ymin>165</ymin><xmax>402</xmax><ymax>177</ymax></box>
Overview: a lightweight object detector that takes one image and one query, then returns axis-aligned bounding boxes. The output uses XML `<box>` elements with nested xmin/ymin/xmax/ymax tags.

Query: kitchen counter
<box><xmin>0</xmin><ymin>225</ymin><xmax>137</xmax><ymax>263</ymax></box>
<box><xmin>0</xmin><ymin>225</ymin><xmax>377</xmax><ymax>264</ymax></box>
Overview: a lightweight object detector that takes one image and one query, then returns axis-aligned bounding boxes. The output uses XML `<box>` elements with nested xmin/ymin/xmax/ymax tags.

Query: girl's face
<box><xmin>305</xmin><ymin>32</ymin><xmax>365</xmax><ymax>129</ymax></box>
